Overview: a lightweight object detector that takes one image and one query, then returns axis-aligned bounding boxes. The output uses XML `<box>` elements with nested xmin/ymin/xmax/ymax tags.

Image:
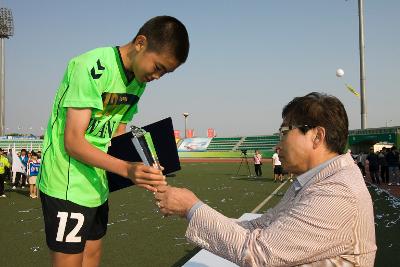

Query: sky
<box><xmin>2</xmin><ymin>0</ymin><xmax>400</xmax><ymax>137</ymax></box>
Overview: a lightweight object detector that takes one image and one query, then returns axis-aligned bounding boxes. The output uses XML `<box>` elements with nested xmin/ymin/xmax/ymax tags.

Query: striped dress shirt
<box><xmin>186</xmin><ymin>153</ymin><xmax>376</xmax><ymax>266</ymax></box>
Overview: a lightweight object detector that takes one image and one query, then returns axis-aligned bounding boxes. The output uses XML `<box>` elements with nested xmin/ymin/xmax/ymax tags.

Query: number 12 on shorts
<box><xmin>56</xmin><ymin>212</ymin><xmax>85</xmax><ymax>242</ymax></box>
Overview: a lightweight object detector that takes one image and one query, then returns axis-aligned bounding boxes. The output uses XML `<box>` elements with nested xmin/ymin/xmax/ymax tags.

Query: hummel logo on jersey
<box><xmin>91</xmin><ymin>59</ymin><xmax>105</xmax><ymax>79</ymax></box>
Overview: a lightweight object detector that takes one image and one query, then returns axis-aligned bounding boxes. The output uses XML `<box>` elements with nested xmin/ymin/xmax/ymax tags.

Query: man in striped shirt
<box><xmin>155</xmin><ymin>92</ymin><xmax>376</xmax><ymax>266</ymax></box>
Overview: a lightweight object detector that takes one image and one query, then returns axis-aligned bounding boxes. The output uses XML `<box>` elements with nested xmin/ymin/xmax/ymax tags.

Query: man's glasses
<box><xmin>279</xmin><ymin>125</ymin><xmax>314</xmax><ymax>139</ymax></box>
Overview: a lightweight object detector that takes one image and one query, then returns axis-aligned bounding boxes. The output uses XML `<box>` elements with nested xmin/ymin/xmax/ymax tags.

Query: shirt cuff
<box><xmin>186</xmin><ymin>200</ymin><xmax>204</xmax><ymax>221</ymax></box>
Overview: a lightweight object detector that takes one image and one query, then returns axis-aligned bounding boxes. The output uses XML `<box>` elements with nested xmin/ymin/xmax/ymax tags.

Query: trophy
<box><xmin>107</xmin><ymin>117</ymin><xmax>180</xmax><ymax>192</ymax></box>
<box><xmin>130</xmin><ymin>126</ymin><xmax>161</xmax><ymax>170</ymax></box>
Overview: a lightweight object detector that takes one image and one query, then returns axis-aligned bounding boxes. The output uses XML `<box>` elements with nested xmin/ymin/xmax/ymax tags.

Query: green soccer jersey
<box><xmin>38</xmin><ymin>47</ymin><xmax>146</xmax><ymax>207</ymax></box>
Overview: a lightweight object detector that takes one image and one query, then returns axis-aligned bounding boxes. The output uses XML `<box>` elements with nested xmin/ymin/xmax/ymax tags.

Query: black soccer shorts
<box><xmin>274</xmin><ymin>165</ymin><xmax>283</xmax><ymax>175</ymax></box>
<box><xmin>40</xmin><ymin>192</ymin><xmax>109</xmax><ymax>254</ymax></box>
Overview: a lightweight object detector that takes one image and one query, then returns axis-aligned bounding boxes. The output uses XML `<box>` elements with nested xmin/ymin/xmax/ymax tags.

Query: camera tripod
<box><xmin>233</xmin><ymin>150</ymin><xmax>254</xmax><ymax>178</ymax></box>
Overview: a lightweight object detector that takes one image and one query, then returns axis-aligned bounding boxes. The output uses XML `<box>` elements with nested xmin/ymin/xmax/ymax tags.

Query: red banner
<box><xmin>174</xmin><ymin>130</ymin><xmax>181</xmax><ymax>139</ymax></box>
<box><xmin>207</xmin><ymin>128</ymin><xmax>216</xmax><ymax>138</ymax></box>
<box><xmin>186</xmin><ymin>129</ymin><xmax>194</xmax><ymax>138</ymax></box>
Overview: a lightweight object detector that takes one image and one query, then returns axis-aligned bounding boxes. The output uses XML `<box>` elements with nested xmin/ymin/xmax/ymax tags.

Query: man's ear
<box><xmin>313</xmin><ymin>126</ymin><xmax>326</xmax><ymax>147</ymax></box>
<box><xmin>134</xmin><ymin>35</ymin><xmax>147</xmax><ymax>51</ymax></box>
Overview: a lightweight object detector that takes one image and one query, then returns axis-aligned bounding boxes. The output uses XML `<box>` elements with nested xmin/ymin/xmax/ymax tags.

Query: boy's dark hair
<box><xmin>282</xmin><ymin>92</ymin><xmax>349</xmax><ymax>154</ymax></box>
<box><xmin>134</xmin><ymin>16</ymin><xmax>189</xmax><ymax>63</ymax></box>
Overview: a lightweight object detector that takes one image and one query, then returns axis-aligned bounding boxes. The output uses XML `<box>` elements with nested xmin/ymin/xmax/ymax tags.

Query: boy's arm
<box><xmin>64</xmin><ymin>107</ymin><xmax>166</xmax><ymax>192</ymax></box>
<box><xmin>113</xmin><ymin>123</ymin><xmax>127</xmax><ymax>138</ymax></box>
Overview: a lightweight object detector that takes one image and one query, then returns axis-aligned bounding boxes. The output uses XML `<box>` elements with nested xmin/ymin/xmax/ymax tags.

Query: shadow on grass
<box><xmin>171</xmin><ymin>247</ymin><xmax>202</xmax><ymax>267</ymax></box>
<box><xmin>232</xmin><ymin>176</ymin><xmax>272</xmax><ymax>182</ymax></box>
<box><xmin>4</xmin><ymin>187</ymin><xmax>31</xmax><ymax>198</ymax></box>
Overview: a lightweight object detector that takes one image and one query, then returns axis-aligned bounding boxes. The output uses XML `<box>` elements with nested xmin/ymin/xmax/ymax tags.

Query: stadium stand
<box><xmin>6</xmin><ymin>126</ymin><xmax>397</xmax><ymax>155</ymax></box>
<box><xmin>0</xmin><ymin>138</ymin><xmax>43</xmax><ymax>151</ymax></box>
<box><xmin>206</xmin><ymin>137</ymin><xmax>242</xmax><ymax>151</ymax></box>
<box><xmin>206</xmin><ymin>135</ymin><xmax>280</xmax><ymax>152</ymax></box>
<box><xmin>237</xmin><ymin>135</ymin><xmax>280</xmax><ymax>151</ymax></box>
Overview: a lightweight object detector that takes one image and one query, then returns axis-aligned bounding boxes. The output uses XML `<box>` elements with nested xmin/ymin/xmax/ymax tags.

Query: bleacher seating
<box><xmin>237</xmin><ymin>135</ymin><xmax>280</xmax><ymax>151</ymax></box>
<box><xmin>206</xmin><ymin>135</ymin><xmax>280</xmax><ymax>152</ymax></box>
<box><xmin>206</xmin><ymin>137</ymin><xmax>241</xmax><ymax>151</ymax></box>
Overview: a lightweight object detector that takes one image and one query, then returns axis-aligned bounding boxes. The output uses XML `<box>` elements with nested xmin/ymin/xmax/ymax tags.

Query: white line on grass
<box><xmin>251</xmin><ymin>181</ymin><xmax>287</xmax><ymax>213</ymax></box>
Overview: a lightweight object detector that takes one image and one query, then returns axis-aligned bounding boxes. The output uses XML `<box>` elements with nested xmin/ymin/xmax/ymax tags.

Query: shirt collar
<box><xmin>293</xmin><ymin>155</ymin><xmax>341</xmax><ymax>192</ymax></box>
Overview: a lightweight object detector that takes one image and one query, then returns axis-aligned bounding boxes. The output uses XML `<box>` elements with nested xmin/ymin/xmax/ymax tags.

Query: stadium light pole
<box><xmin>183</xmin><ymin>112</ymin><xmax>189</xmax><ymax>139</ymax></box>
<box><xmin>0</xmin><ymin>8</ymin><xmax>14</xmax><ymax>136</ymax></box>
<box><xmin>358</xmin><ymin>0</ymin><xmax>367</xmax><ymax>129</ymax></box>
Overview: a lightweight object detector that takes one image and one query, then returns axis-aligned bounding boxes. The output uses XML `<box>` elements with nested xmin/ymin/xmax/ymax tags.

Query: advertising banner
<box><xmin>178</xmin><ymin>138</ymin><xmax>212</xmax><ymax>152</ymax></box>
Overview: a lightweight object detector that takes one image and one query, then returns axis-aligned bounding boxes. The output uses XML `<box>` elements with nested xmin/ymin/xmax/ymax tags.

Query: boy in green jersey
<box><xmin>37</xmin><ymin>16</ymin><xmax>189</xmax><ymax>266</ymax></box>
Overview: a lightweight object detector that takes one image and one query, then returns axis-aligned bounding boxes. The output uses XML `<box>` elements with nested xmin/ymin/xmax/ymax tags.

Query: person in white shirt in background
<box><xmin>272</xmin><ymin>148</ymin><xmax>283</xmax><ymax>182</ymax></box>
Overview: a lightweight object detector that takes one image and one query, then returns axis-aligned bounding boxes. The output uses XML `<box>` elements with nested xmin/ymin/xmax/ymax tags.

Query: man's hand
<box><xmin>126</xmin><ymin>162</ymin><xmax>166</xmax><ymax>192</ymax></box>
<box><xmin>154</xmin><ymin>185</ymin><xmax>199</xmax><ymax>217</ymax></box>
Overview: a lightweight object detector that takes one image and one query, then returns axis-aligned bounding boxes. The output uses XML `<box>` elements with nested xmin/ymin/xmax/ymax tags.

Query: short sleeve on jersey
<box><xmin>62</xmin><ymin>60</ymin><xmax>104</xmax><ymax>111</ymax></box>
<box><xmin>120</xmin><ymin>104</ymin><xmax>138</xmax><ymax>123</ymax></box>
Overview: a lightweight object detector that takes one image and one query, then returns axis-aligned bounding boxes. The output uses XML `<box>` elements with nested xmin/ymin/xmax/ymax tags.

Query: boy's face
<box><xmin>132</xmin><ymin>37</ymin><xmax>181</xmax><ymax>83</ymax></box>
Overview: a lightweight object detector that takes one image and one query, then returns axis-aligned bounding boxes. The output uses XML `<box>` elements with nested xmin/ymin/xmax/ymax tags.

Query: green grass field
<box><xmin>0</xmin><ymin>162</ymin><xmax>399</xmax><ymax>266</ymax></box>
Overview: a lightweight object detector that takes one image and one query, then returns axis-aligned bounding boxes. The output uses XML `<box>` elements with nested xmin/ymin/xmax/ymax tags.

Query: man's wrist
<box><xmin>186</xmin><ymin>200</ymin><xmax>204</xmax><ymax>221</ymax></box>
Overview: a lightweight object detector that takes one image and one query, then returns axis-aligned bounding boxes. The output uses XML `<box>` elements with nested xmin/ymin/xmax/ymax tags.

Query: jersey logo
<box><xmin>101</xmin><ymin>93</ymin><xmax>139</xmax><ymax>106</ymax></box>
<box><xmin>91</xmin><ymin>59</ymin><xmax>105</xmax><ymax>79</ymax></box>
<box><xmin>85</xmin><ymin>93</ymin><xmax>140</xmax><ymax>138</ymax></box>
<box><xmin>95</xmin><ymin>93</ymin><xmax>139</xmax><ymax>117</ymax></box>
<box><xmin>95</xmin><ymin>93</ymin><xmax>139</xmax><ymax>118</ymax></box>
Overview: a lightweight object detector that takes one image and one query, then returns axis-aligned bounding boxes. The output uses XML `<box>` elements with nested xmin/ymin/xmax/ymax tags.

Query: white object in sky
<box><xmin>336</xmin><ymin>68</ymin><xmax>344</xmax><ymax>77</ymax></box>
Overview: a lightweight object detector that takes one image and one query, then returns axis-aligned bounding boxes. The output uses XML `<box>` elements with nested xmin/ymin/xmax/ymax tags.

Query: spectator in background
<box><xmin>378</xmin><ymin>148</ymin><xmax>389</xmax><ymax>184</ymax></box>
<box><xmin>6</xmin><ymin>149</ymin><xmax>12</xmax><ymax>182</ymax></box>
<box><xmin>366</xmin><ymin>148</ymin><xmax>380</xmax><ymax>184</ymax></box>
<box><xmin>13</xmin><ymin>149</ymin><xmax>28</xmax><ymax>189</ymax></box>
<box><xmin>27</xmin><ymin>152</ymin><xmax>40</xmax><ymax>198</ymax></box>
<box><xmin>357</xmin><ymin>152</ymin><xmax>367</xmax><ymax>177</ymax></box>
<box><xmin>272</xmin><ymin>148</ymin><xmax>283</xmax><ymax>182</ymax></box>
<box><xmin>253</xmin><ymin>150</ymin><xmax>262</xmax><ymax>177</ymax></box>
<box><xmin>386</xmin><ymin>146</ymin><xmax>400</xmax><ymax>186</ymax></box>
<box><xmin>0</xmin><ymin>148</ymin><xmax>11</xmax><ymax>197</ymax></box>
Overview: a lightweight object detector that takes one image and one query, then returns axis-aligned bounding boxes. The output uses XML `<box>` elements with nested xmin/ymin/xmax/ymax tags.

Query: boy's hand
<box><xmin>126</xmin><ymin>162</ymin><xmax>167</xmax><ymax>192</ymax></box>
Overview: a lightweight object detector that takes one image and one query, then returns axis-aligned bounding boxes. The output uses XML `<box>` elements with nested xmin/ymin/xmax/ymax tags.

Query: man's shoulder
<box><xmin>319</xmin><ymin>160</ymin><xmax>365</xmax><ymax>188</ymax></box>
